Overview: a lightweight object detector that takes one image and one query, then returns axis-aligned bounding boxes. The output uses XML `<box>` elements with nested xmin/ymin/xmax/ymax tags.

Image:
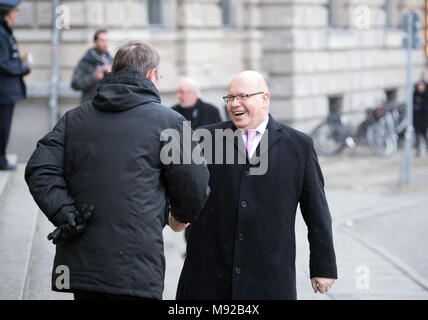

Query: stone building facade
<box><xmin>8</xmin><ymin>0</ymin><xmax>427</xmax><ymax>160</ymax></box>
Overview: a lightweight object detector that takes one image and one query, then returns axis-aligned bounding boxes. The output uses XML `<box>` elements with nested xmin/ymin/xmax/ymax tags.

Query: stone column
<box><xmin>176</xmin><ymin>0</ymin><xmax>253</xmax><ymax>101</ymax></box>
<box><xmin>176</xmin><ymin>0</ymin><xmax>225</xmax><ymax>88</ymax></box>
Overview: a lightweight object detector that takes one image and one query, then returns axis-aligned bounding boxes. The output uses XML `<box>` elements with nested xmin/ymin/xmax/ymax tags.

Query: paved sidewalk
<box><xmin>295</xmin><ymin>147</ymin><xmax>428</xmax><ymax>299</ymax></box>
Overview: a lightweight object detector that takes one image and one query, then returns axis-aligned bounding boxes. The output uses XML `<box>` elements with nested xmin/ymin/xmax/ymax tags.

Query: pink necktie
<box><xmin>245</xmin><ymin>130</ymin><xmax>258</xmax><ymax>155</ymax></box>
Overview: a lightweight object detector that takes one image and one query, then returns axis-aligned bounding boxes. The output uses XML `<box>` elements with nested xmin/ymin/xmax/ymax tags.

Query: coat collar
<box><xmin>0</xmin><ymin>15</ymin><xmax>12</xmax><ymax>34</ymax></box>
<box><xmin>225</xmin><ymin>114</ymin><xmax>283</xmax><ymax>161</ymax></box>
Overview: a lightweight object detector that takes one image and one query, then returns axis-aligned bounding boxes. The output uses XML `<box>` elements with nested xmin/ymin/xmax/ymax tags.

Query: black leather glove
<box><xmin>50</xmin><ymin>205</ymin><xmax>79</xmax><ymax>228</ymax></box>
<box><xmin>47</xmin><ymin>223</ymin><xmax>87</xmax><ymax>245</ymax></box>
<box><xmin>48</xmin><ymin>204</ymin><xmax>95</xmax><ymax>244</ymax></box>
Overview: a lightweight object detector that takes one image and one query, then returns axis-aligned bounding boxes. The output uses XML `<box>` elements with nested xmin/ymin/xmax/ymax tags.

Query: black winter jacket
<box><xmin>172</xmin><ymin>99</ymin><xmax>222</xmax><ymax>130</ymax></box>
<box><xmin>71</xmin><ymin>48</ymin><xmax>113</xmax><ymax>104</ymax></box>
<box><xmin>0</xmin><ymin>16</ymin><xmax>28</xmax><ymax>105</ymax></box>
<box><xmin>177</xmin><ymin>117</ymin><xmax>337</xmax><ymax>300</ymax></box>
<box><xmin>25</xmin><ymin>67</ymin><xmax>210</xmax><ymax>299</ymax></box>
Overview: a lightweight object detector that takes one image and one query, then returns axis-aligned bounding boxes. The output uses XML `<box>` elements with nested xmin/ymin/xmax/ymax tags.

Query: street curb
<box><xmin>334</xmin><ymin>197</ymin><xmax>428</xmax><ymax>227</ymax></box>
<box><xmin>21</xmin><ymin>210</ymin><xmax>40</xmax><ymax>300</ymax></box>
<box><xmin>338</xmin><ymin>224</ymin><xmax>428</xmax><ymax>292</ymax></box>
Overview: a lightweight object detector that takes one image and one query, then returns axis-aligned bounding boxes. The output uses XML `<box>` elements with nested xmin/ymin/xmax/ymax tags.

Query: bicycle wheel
<box><xmin>311</xmin><ymin>121</ymin><xmax>346</xmax><ymax>156</ymax></box>
<box><xmin>366</xmin><ymin>120</ymin><xmax>397</xmax><ymax>157</ymax></box>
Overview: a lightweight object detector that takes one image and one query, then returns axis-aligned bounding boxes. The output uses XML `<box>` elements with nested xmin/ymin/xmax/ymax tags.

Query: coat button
<box><xmin>241</xmin><ymin>201</ymin><xmax>247</xmax><ymax>208</ymax></box>
<box><xmin>235</xmin><ymin>267</ymin><xmax>241</xmax><ymax>274</ymax></box>
<box><xmin>238</xmin><ymin>233</ymin><xmax>244</xmax><ymax>241</ymax></box>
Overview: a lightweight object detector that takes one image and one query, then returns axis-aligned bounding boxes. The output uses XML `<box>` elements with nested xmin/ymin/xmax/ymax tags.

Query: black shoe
<box><xmin>0</xmin><ymin>162</ymin><xmax>17</xmax><ymax>171</ymax></box>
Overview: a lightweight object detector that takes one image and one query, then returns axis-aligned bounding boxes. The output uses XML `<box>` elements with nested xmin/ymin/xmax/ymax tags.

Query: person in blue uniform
<box><xmin>0</xmin><ymin>0</ymin><xmax>30</xmax><ymax>170</ymax></box>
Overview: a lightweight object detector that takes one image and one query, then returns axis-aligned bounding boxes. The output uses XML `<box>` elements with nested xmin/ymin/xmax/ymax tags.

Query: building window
<box><xmin>327</xmin><ymin>0</ymin><xmax>349</xmax><ymax>29</ymax></box>
<box><xmin>384</xmin><ymin>0</ymin><xmax>402</xmax><ymax>29</ymax></box>
<box><xmin>147</xmin><ymin>0</ymin><xmax>163</xmax><ymax>26</ymax></box>
<box><xmin>220</xmin><ymin>0</ymin><xmax>233</xmax><ymax>26</ymax></box>
<box><xmin>327</xmin><ymin>0</ymin><xmax>334</xmax><ymax>27</ymax></box>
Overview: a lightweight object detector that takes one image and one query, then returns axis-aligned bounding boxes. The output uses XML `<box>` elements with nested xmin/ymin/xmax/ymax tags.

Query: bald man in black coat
<box><xmin>177</xmin><ymin>71</ymin><xmax>337</xmax><ymax>300</ymax></box>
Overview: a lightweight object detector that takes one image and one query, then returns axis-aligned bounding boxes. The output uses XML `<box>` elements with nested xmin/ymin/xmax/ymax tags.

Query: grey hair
<box><xmin>112</xmin><ymin>41</ymin><xmax>160</xmax><ymax>76</ymax></box>
<box><xmin>179</xmin><ymin>77</ymin><xmax>201</xmax><ymax>96</ymax></box>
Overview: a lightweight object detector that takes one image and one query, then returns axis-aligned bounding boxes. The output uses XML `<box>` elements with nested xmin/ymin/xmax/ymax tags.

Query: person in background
<box><xmin>413</xmin><ymin>81</ymin><xmax>428</xmax><ymax>156</ymax></box>
<box><xmin>172</xmin><ymin>77</ymin><xmax>222</xmax><ymax>130</ymax></box>
<box><xmin>0</xmin><ymin>0</ymin><xmax>30</xmax><ymax>171</ymax></box>
<box><xmin>71</xmin><ymin>29</ymin><xmax>113</xmax><ymax>104</ymax></box>
<box><xmin>172</xmin><ymin>77</ymin><xmax>222</xmax><ymax>242</ymax></box>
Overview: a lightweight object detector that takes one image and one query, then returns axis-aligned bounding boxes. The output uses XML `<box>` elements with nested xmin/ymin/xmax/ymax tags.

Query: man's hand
<box><xmin>48</xmin><ymin>223</ymin><xmax>87</xmax><ymax>244</ymax></box>
<box><xmin>48</xmin><ymin>204</ymin><xmax>95</xmax><ymax>244</ymax></box>
<box><xmin>103</xmin><ymin>64</ymin><xmax>112</xmax><ymax>73</ymax></box>
<box><xmin>168</xmin><ymin>213</ymin><xmax>189</xmax><ymax>232</ymax></box>
<box><xmin>51</xmin><ymin>205</ymin><xmax>79</xmax><ymax>227</ymax></box>
<box><xmin>93</xmin><ymin>68</ymin><xmax>105</xmax><ymax>80</ymax></box>
<box><xmin>311</xmin><ymin>277</ymin><xmax>335</xmax><ymax>294</ymax></box>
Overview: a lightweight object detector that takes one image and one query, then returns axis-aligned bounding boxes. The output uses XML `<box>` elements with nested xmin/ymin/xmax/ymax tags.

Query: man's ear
<box><xmin>147</xmin><ymin>68</ymin><xmax>161</xmax><ymax>90</ymax></box>
<box><xmin>262</xmin><ymin>92</ymin><xmax>270</xmax><ymax>108</ymax></box>
<box><xmin>146</xmin><ymin>68</ymin><xmax>156</xmax><ymax>80</ymax></box>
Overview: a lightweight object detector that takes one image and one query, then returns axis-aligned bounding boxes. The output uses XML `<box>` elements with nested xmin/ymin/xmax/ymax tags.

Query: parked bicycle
<box><xmin>310</xmin><ymin>102</ymin><xmax>398</xmax><ymax>157</ymax></box>
<box><xmin>390</xmin><ymin>102</ymin><xmax>408</xmax><ymax>142</ymax></box>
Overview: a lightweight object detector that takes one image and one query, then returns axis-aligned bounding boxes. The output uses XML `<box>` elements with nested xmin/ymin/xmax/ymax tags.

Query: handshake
<box><xmin>167</xmin><ymin>204</ymin><xmax>190</xmax><ymax>232</ymax></box>
<box><xmin>48</xmin><ymin>203</ymin><xmax>95</xmax><ymax>244</ymax></box>
<box><xmin>48</xmin><ymin>203</ymin><xmax>187</xmax><ymax>243</ymax></box>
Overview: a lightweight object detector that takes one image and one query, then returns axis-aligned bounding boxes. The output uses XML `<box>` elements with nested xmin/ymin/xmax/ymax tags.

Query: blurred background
<box><xmin>9</xmin><ymin>0</ymin><xmax>428</xmax><ymax>161</ymax></box>
<box><xmin>1</xmin><ymin>0</ymin><xmax>428</xmax><ymax>300</ymax></box>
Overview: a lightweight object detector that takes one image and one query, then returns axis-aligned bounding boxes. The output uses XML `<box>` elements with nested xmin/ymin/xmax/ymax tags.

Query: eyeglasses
<box><xmin>222</xmin><ymin>92</ymin><xmax>264</xmax><ymax>104</ymax></box>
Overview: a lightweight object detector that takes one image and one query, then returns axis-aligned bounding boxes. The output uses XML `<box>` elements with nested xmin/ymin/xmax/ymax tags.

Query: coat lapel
<box><xmin>254</xmin><ymin>114</ymin><xmax>282</xmax><ymax>160</ymax></box>
<box><xmin>224</xmin><ymin>114</ymin><xmax>283</xmax><ymax>163</ymax></box>
<box><xmin>223</xmin><ymin>122</ymin><xmax>248</xmax><ymax>161</ymax></box>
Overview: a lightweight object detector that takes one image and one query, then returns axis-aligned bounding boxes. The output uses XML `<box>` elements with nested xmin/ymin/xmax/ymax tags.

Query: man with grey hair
<box><xmin>172</xmin><ymin>77</ymin><xmax>222</xmax><ymax>242</ymax></box>
<box><xmin>173</xmin><ymin>77</ymin><xmax>222</xmax><ymax>130</ymax></box>
<box><xmin>25</xmin><ymin>41</ymin><xmax>210</xmax><ymax>300</ymax></box>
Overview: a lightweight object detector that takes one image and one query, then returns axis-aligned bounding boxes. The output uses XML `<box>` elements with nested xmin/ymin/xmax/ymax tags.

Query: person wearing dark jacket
<box><xmin>176</xmin><ymin>71</ymin><xmax>337</xmax><ymax>300</ymax></box>
<box><xmin>413</xmin><ymin>81</ymin><xmax>428</xmax><ymax>155</ymax></box>
<box><xmin>71</xmin><ymin>29</ymin><xmax>113</xmax><ymax>104</ymax></box>
<box><xmin>172</xmin><ymin>77</ymin><xmax>222</xmax><ymax>130</ymax></box>
<box><xmin>25</xmin><ymin>41</ymin><xmax>210</xmax><ymax>300</ymax></box>
<box><xmin>0</xmin><ymin>0</ymin><xmax>30</xmax><ymax>170</ymax></box>
<box><xmin>172</xmin><ymin>77</ymin><xmax>222</xmax><ymax>242</ymax></box>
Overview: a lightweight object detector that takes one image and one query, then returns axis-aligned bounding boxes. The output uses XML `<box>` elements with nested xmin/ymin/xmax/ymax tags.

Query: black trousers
<box><xmin>0</xmin><ymin>103</ymin><xmax>15</xmax><ymax>167</ymax></box>
<box><xmin>415</xmin><ymin>127</ymin><xmax>428</xmax><ymax>151</ymax></box>
<box><xmin>73</xmin><ymin>290</ymin><xmax>152</xmax><ymax>301</ymax></box>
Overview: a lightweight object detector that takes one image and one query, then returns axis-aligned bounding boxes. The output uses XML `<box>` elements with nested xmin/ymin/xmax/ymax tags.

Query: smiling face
<box><xmin>226</xmin><ymin>71</ymin><xmax>270</xmax><ymax>130</ymax></box>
